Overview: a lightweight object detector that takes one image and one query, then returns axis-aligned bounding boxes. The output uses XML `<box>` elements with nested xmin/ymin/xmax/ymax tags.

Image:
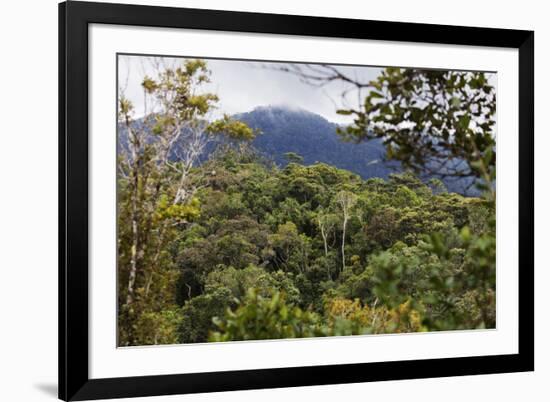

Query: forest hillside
<box><xmin>116</xmin><ymin>59</ymin><xmax>496</xmax><ymax>346</ymax></box>
<box><xmin>118</xmin><ymin>146</ymin><xmax>495</xmax><ymax>345</ymax></box>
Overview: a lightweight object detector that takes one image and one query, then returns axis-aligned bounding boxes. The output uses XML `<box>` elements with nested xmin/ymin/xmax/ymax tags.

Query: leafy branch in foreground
<box><xmin>278</xmin><ymin>64</ymin><xmax>496</xmax><ymax>197</ymax></box>
<box><xmin>117</xmin><ymin>60</ymin><xmax>496</xmax><ymax>346</ymax></box>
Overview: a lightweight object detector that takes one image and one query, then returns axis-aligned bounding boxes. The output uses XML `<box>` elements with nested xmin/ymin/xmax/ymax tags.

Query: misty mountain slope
<box><xmin>239</xmin><ymin>106</ymin><xmax>399</xmax><ymax>180</ymax></box>
<box><xmin>240</xmin><ymin>106</ymin><xmax>477</xmax><ymax>195</ymax></box>
<box><xmin>118</xmin><ymin>105</ymin><xmax>477</xmax><ymax>195</ymax></box>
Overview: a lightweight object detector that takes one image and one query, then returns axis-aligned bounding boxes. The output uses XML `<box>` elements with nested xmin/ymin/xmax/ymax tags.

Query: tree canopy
<box><xmin>117</xmin><ymin>59</ymin><xmax>496</xmax><ymax>346</ymax></box>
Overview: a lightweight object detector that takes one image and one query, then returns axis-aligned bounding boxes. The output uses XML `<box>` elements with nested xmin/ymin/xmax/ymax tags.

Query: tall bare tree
<box><xmin>117</xmin><ymin>58</ymin><xmax>254</xmax><ymax>345</ymax></box>
<box><xmin>335</xmin><ymin>191</ymin><xmax>357</xmax><ymax>273</ymax></box>
<box><xmin>316</xmin><ymin>210</ymin><xmax>337</xmax><ymax>279</ymax></box>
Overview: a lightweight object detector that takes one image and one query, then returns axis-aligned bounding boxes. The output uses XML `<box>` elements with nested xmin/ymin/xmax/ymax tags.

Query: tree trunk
<box><xmin>320</xmin><ymin>226</ymin><xmax>329</xmax><ymax>258</ymax></box>
<box><xmin>126</xmin><ymin>126</ymin><xmax>140</xmax><ymax>306</ymax></box>
<box><xmin>341</xmin><ymin>216</ymin><xmax>347</xmax><ymax>273</ymax></box>
<box><xmin>319</xmin><ymin>220</ymin><xmax>330</xmax><ymax>279</ymax></box>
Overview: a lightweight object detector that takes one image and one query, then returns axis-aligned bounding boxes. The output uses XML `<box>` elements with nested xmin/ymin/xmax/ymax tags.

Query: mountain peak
<box><xmin>241</xmin><ymin>104</ymin><xmax>330</xmax><ymax>123</ymax></box>
<box><xmin>252</xmin><ymin>104</ymin><xmax>311</xmax><ymax>113</ymax></box>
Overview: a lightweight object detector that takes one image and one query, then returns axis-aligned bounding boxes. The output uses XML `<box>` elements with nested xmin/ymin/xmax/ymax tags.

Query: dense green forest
<box><xmin>117</xmin><ymin>59</ymin><xmax>496</xmax><ymax>346</ymax></box>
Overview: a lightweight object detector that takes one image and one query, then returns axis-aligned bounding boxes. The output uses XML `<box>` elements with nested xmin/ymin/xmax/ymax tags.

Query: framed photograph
<box><xmin>59</xmin><ymin>1</ymin><xmax>534</xmax><ymax>400</ymax></box>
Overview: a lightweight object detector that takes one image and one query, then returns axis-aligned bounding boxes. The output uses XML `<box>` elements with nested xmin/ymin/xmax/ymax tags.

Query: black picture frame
<box><xmin>59</xmin><ymin>1</ymin><xmax>534</xmax><ymax>400</ymax></box>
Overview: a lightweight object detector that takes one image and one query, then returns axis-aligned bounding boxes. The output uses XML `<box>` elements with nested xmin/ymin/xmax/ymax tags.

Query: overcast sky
<box><xmin>118</xmin><ymin>55</ymin><xmax>382</xmax><ymax>124</ymax></box>
<box><xmin>118</xmin><ymin>55</ymin><xmax>496</xmax><ymax>125</ymax></box>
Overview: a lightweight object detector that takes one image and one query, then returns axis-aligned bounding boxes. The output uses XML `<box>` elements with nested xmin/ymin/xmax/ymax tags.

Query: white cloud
<box><xmin>118</xmin><ymin>55</ymin><xmax>380</xmax><ymax>124</ymax></box>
